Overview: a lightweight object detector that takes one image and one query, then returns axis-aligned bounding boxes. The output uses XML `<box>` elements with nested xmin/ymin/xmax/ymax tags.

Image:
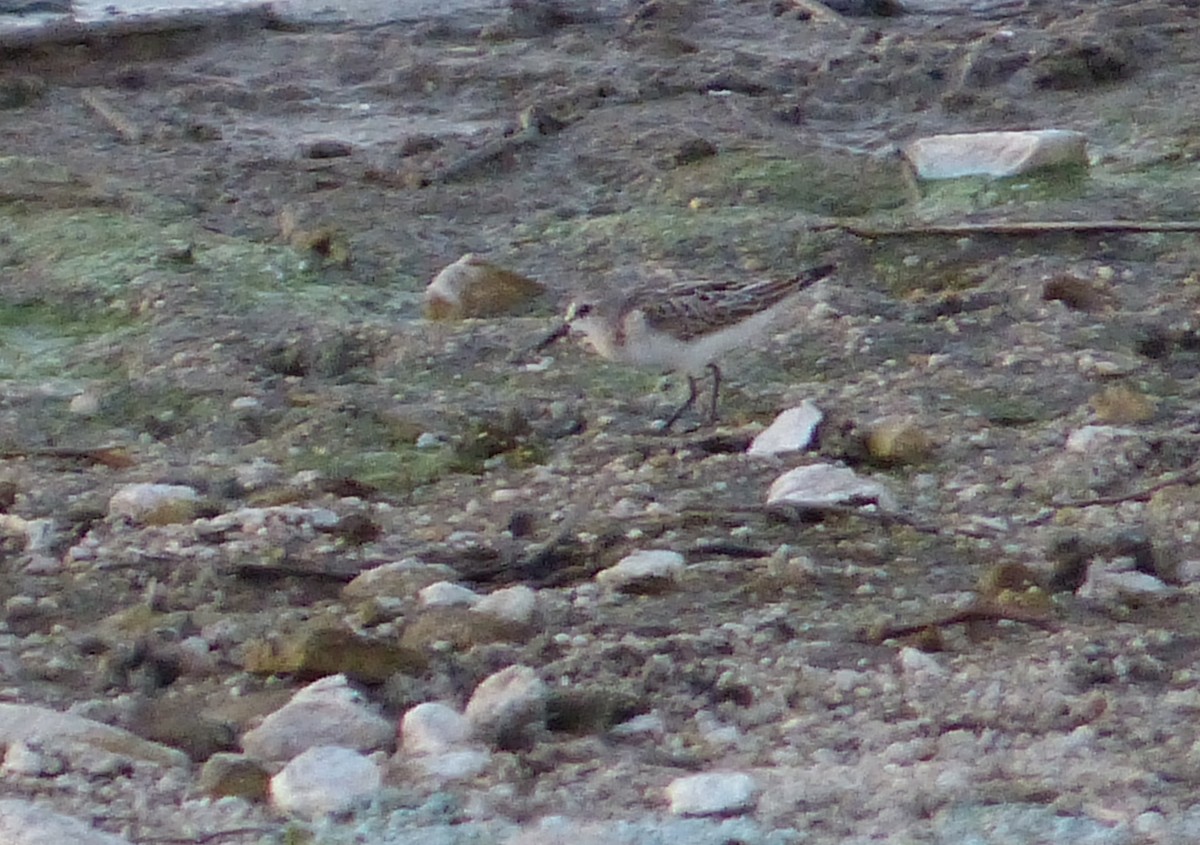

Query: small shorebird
<box><xmin>537</xmin><ymin>263</ymin><xmax>836</xmax><ymax>428</ymax></box>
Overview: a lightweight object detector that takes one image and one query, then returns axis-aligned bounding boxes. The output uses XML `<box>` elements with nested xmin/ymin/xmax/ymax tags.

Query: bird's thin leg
<box><xmin>706</xmin><ymin>363</ymin><xmax>721</xmax><ymax>424</ymax></box>
<box><xmin>663</xmin><ymin>375</ymin><xmax>700</xmax><ymax>430</ymax></box>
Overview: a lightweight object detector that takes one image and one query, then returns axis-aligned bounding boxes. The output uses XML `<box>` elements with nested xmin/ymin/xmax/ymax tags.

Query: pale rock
<box><xmin>898</xmin><ymin>646</ymin><xmax>947</xmax><ymax>679</ymax></box>
<box><xmin>270</xmin><ymin>745</ymin><xmax>381</xmax><ymax>819</ymax></box>
<box><xmin>1065</xmin><ymin>425</ymin><xmax>1138</xmax><ymax>453</ymax></box>
<box><xmin>0</xmin><ymin>799</ymin><xmax>134</xmax><ymax>845</ymax></box>
<box><xmin>747</xmin><ymin>401</ymin><xmax>822</xmax><ymax>457</ymax></box>
<box><xmin>415</xmin><ymin>432</ymin><xmax>443</xmax><ymax>449</ymax></box>
<box><xmin>419</xmin><ymin>581</ymin><xmax>481</xmax><ymax>608</ymax></box>
<box><xmin>230</xmin><ymin>395</ymin><xmax>262</xmax><ymax>411</ymax></box>
<box><xmin>665</xmin><ymin>771</ymin><xmax>759</xmax><ymax>816</ymax></box>
<box><xmin>1079</xmin><ymin>568</ymin><xmax>1174</xmax><ymax>604</ymax></box>
<box><xmin>904</xmin><ymin>130</ymin><xmax>1088</xmax><ymax>179</ymax></box>
<box><xmin>464</xmin><ymin>665</ymin><xmax>548</xmax><ymax>746</ymax></box>
<box><xmin>177</xmin><ymin>635</ymin><xmax>217</xmax><ymax>675</ymax></box>
<box><xmin>424</xmin><ymin>253</ymin><xmax>545</xmax><ymax>320</ymax></box>
<box><xmin>68</xmin><ymin>392</ymin><xmax>101</xmax><ymax>416</ymax></box>
<box><xmin>1177</xmin><ymin>560</ymin><xmax>1200</xmax><ymax>584</ymax></box>
<box><xmin>609</xmin><ymin>711</ymin><xmax>666</xmax><ymax>738</ymax></box>
<box><xmin>0</xmin><ymin>703</ymin><xmax>187</xmax><ymax>767</ymax></box>
<box><xmin>208</xmin><ymin>504</ymin><xmax>338</xmax><ymax>534</ymax></box>
<box><xmin>1164</xmin><ymin>688</ymin><xmax>1200</xmax><ymax>712</ymax></box>
<box><xmin>0</xmin><ymin>515</ymin><xmax>55</xmax><ymax>553</ymax></box>
<box><xmin>413</xmin><ymin>748</ymin><xmax>491</xmax><ymax>780</ymax></box>
<box><xmin>241</xmin><ymin>674</ymin><xmax>393</xmax><ymax>762</ymax></box>
<box><xmin>343</xmin><ymin>559</ymin><xmax>459</xmax><ymax>600</ymax></box>
<box><xmin>108</xmin><ymin>483</ymin><xmax>201</xmax><ymax>525</ymax></box>
<box><xmin>766</xmin><ymin>463</ymin><xmax>898</xmax><ymax>511</ymax></box>
<box><xmin>472</xmin><ymin>585</ymin><xmax>537</xmax><ymax>624</ymax></box>
<box><xmin>1</xmin><ymin>741</ymin><xmax>62</xmax><ymax>776</ymax></box>
<box><xmin>233</xmin><ymin>458</ymin><xmax>284</xmax><ymax>491</ymax></box>
<box><xmin>595</xmin><ymin>549</ymin><xmax>685</xmax><ymax>591</ymax></box>
<box><xmin>401</xmin><ymin>702</ymin><xmax>471</xmax><ymax>754</ymax></box>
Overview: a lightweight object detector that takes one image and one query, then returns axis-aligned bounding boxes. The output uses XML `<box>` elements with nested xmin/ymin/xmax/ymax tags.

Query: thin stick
<box><xmin>839</xmin><ymin>220</ymin><xmax>1200</xmax><ymax>238</ymax></box>
<box><xmin>80</xmin><ymin>90</ymin><xmax>145</xmax><ymax>143</ymax></box>
<box><xmin>865</xmin><ymin>603</ymin><xmax>1061</xmax><ymax>644</ymax></box>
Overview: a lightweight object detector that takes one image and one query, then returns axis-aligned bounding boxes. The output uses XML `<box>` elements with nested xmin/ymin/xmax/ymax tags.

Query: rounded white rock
<box><xmin>270</xmin><ymin>745</ymin><xmax>381</xmax><ymax>819</ymax></box>
<box><xmin>241</xmin><ymin>674</ymin><xmax>393</xmax><ymax>762</ymax></box>
<box><xmin>418</xmin><ymin>581</ymin><xmax>481</xmax><ymax>608</ymax></box>
<box><xmin>595</xmin><ymin>550</ymin><xmax>685</xmax><ymax>590</ymax></box>
<box><xmin>464</xmin><ymin>665</ymin><xmax>547</xmax><ymax>746</ymax></box>
<box><xmin>665</xmin><ymin>771</ymin><xmax>759</xmax><ymax>816</ymax></box>
<box><xmin>747</xmin><ymin>401</ymin><xmax>823</xmax><ymax>457</ymax></box>
<box><xmin>401</xmin><ymin>702</ymin><xmax>471</xmax><ymax>755</ymax></box>
<box><xmin>472</xmin><ymin>585</ymin><xmax>537</xmax><ymax>624</ymax></box>
<box><xmin>0</xmin><ymin>799</ymin><xmax>134</xmax><ymax>845</ymax></box>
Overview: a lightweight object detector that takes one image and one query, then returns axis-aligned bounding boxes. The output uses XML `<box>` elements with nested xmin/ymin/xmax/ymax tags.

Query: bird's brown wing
<box><xmin>635</xmin><ymin>264</ymin><xmax>835</xmax><ymax>341</ymax></box>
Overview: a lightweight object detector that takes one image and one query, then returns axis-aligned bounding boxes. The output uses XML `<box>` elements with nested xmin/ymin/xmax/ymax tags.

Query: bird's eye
<box><xmin>575</xmin><ymin>303</ymin><xmax>593</xmax><ymax>317</ymax></box>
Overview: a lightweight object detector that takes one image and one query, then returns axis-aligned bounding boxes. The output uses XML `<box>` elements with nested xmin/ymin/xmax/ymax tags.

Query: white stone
<box><xmin>0</xmin><ymin>516</ymin><xmax>54</xmax><ymax>553</ymax></box>
<box><xmin>107</xmin><ymin>483</ymin><xmax>200</xmax><ymax>523</ymax></box>
<box><xmin>418</xmin><ymin>581</ymin><xmax>481</xmax><ymax>608</ymax></box>
<box><xmin>241</xmin><ymin>674</ymin><xmax>393</xmax><ymax>762</ymax></box>
<box><xmin>401</xmin><ymin>702</ymin><xmax>471</xmax><ymax>755</ymax></box>
<box><xmin>68</xmin><ymin>392</ymin><xmax>100</xmax><ymax>416</ymax></box>
<box><xmin>233</xmin><ymin>458</ymin><xmax>284</xmax><ymax>490</ymax></box>
<box><xmin>0</xmin><ymin>799</ymin><xmax>133</xmax><ymax>845</ymax></box>
<box><xmin>473</xmin><ymin>585</ymin><xmax>537</xmax><ymax>624</ymax></box>
<box><xmin>609</xmin><ymin>711</ymin><xmax>665</xmax><ymax>738</ymax></box>
<box><xmin>230</xmin><ymin>396</ymin><xmax>262</xmax><ymax>411</ymax></box>
<box><xmin>270</xmin><ymin>745</ymin><xmax>381</xmax><ymax>819</ymax></box>
<box><xmin>595</xmin><ymin>549</ymin><xmax>685</xmax><ymax>590</ymax></box>
<box><xmin>1079</xmin><ymin>568</ymin><xmax>1174</xmax><ymax>604</ymax></box>
<box><xmin>464</xmin><ymin>665</ymin><xmax>548</xmax><ymax>745</ymax></box>
<box><xmin>1177</xmin><ymin>560</ymin><xmax>1200</xmax><ymax>584</ymax></box>
<box><xmin>0</xmin><ymin>703</ymin><xmax>187</xmax><ymax>767</ymax></box>
<box><xmin>665</xmin><ymin>771</ymin><xmax>759</xmax><ymax>816</ymax></box>
<box><xmin>412</xmin><ymin>748</ymin><xmax>491</xmax><ymax>780</ymax></box>
<box><xmin>766</xmin><ymin>463</ymin><xmax>898</xmax><ymax>512</ymax></box>
<box><xmin>898</xmin><ymin>646</ymin><xmax>947</xmax><ymax>679</ymax></box>
<box><xmin>1065</xmin><ymin>425</ymin><xmax>1138</xmax><ymax>453</ymax></box>
<box><xmin>342</xmin><ymin>559</ymin><xmax>458</xmax><ymax>600</ymax></box>
<box><xmin>1</xmin><ymin>741</ymin><xmax>62</xmax><ymax>776</ymax></box>
<box><xmin>747</xmin><ymin>401</ymin><xmax>823</xmax><ymax>457</ymax></box>
<box><xmin>904</xmin><ymin>130</ymin><xmax>1088</xmax><ymax>180</ymax></box>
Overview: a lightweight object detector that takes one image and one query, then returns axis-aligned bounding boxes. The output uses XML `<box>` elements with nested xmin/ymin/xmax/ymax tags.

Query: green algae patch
<box><xmin>654</xmin><ymin>149</ymin><xmax>912</xmax><ymax>217</ymax></box>
<box><xmin>0</xmin><ymin>299</ymin><xmax>135</xmax><ymax>381</ymax></box>
<box><xmin>288</xmin><ymin>444</ymin><xmax>460</xmax><ymax>495</ymax></box>
<box><xmin>527</xmin><ymin>205</ymin><xmax>833</xmax><ymax>274</ymax></box>
<box><xmin>910</xmin><ymin>164</ymin><xmax>1090</xmax><ymax>215</ymax></box>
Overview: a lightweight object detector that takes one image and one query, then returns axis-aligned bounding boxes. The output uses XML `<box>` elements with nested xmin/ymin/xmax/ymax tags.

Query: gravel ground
<box><xmin>3</xmin><ymin>0</ymin><xmax>1200</xmax><ymax>842</ymax></box>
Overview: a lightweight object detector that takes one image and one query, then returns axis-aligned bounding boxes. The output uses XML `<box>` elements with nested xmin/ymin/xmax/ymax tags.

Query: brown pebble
<box><xmin>302</xmin><ymin>139</ymin><xmax>354</xmax><ymax>159</ymax></box>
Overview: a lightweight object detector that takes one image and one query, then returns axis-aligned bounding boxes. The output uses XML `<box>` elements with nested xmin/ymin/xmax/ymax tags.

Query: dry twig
<box><xmin>839</xmin><ymin>220</ymin><xmax>1200</xmax><ymax>238</ymax></box>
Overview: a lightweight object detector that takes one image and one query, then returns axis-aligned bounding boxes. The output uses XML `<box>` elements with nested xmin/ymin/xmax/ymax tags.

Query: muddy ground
<box><xmin>4</xmin><ymin>0</ymin><xmax>1200</xmax><ymax>842</ymax></box>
